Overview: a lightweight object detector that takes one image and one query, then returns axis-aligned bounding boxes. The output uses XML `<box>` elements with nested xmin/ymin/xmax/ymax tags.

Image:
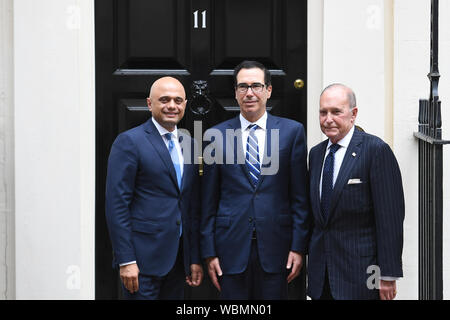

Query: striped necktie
<box><xmin>321</xmin><ymin>143</ymin><xmax>341</xmax><ymax>219</ymax></box>
<box><xmin>245</xmin><ymin>124</ymin><xmax>261</xmax><ymax>187</ymax></box>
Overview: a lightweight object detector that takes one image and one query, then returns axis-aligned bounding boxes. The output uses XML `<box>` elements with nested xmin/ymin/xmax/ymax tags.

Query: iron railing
<box><xmin>414</xmin><ymin>0</ymin><xmax>450</xmax><ymax>300</ymax></box>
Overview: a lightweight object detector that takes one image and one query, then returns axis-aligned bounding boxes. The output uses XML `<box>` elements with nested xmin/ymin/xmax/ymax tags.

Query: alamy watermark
<box><xmin>366</xmin><ymin>265</ymin><xmax>381</xmax><ymax>290</ymax></box>
<box><xmin>178</xmin><ymin>121</ymin><xmax>280</xmax><ymax>175</ymax></box>
<box><xmin>66</xmin><ymin>265</ymin><xmax>81</xmax><ymax>290</ymax></box>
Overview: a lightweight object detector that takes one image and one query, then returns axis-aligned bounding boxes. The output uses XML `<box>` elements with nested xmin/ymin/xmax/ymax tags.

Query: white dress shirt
<box><xmin>239</xmin><ymin>112</ymin><xmax>267</xmax><ymax>165</ymax></box>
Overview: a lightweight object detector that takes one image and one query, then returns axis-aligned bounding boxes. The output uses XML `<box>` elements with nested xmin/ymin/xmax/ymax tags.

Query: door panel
<box><xmin>212</xmin><ymin>0</ymin><xmax>283</xmax><ymax>70</ymax></box>
<box><xmin>95</xmin><ymin>0</ymin><xmax>307</xmax><ymax>300</ymax></box>
<box><xmin>116</xmin><ymin>0</ymin><xmax>190</xmax><ymax>71</ymax></box>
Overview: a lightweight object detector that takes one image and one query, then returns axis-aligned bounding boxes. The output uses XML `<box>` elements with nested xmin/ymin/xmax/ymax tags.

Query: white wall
<box><xmin>307</xmin><ymin>0</ymin><xmax>324</xmax><ymax>147</ymax></box>
<box><xmin>393</xmin><ymin>0</ymin><xmax>429</xmax><ymax>300</ymax></box>
<box><xmin>14</xmin><ymin>0</ymin><xmax>95</xmax><ymax>299</ymax></box>
<box><xmin>322</xmin><ymin>0</ymin><xmax>390</xmax><ymax>142</ymax></box>
<box><xmin>308</xmin><ymin>0</ymin><xmax>392</xmax><ymax>145</ymax></box>
<box><xmin>0</xmin><ymin>0</ymin><xmax>15</xmax><ymax>300</ymax></box>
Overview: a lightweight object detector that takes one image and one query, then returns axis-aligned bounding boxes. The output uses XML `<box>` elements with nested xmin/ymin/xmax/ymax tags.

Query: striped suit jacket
<box><xmin>307</xmin><ymin>128</ymin><xmax>405</xmax><ymax>300</ymax></box>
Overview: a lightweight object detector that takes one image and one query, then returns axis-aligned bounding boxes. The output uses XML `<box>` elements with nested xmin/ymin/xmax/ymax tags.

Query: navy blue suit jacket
<box><xmin>105</xmin><ymin>118</ymin><xmax>200</xmax><ymax>277</ymax></box>
<box><xmin>307</xmin><ymin>128</ymin><xmax>405</xmax><ymax>300</ymax></box>
<box><xmin>201</xmin><ymin>114</ymin><xmax>310</xmax><ymax>274</ymax></box>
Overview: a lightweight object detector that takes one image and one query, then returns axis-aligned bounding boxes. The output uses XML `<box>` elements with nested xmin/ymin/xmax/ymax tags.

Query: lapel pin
<box><xmin>352</xmin><ymin>152</ymin><xmax>356</xmax><ymax>157</ymax></box>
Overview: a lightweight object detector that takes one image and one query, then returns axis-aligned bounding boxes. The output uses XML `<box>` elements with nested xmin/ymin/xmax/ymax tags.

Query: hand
<box><xmin>186</xmin><ymin>264</ymin><xmax>204</xmax><ymax>287</ymax></box>
<box><xmin>206</xmin><ymin>257</ymin><xmax>223</xmax><ymax>292</ymax></box>
<box><xmin>120</xmin><ymin>263</ymin><xmax>140</xmax><ymax>294</ymax></box>
<box><xmin>379</xmin><ymin>280</ymin><xmax>397</xmax><ymax>300</ymax></box>
<box><xmin>286</xmin><ymin>251</ymin><xmax>303</xmax><ymax>283</ymax></box>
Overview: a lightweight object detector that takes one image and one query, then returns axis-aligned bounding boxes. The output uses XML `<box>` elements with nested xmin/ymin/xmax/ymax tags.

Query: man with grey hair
<box><xmin>307</xmin><ymin>83</ymin><xmax>405</xmax><ymax>300</ymax></box>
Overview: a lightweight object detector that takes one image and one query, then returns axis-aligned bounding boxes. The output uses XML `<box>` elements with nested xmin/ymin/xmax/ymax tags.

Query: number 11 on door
<box><xmin>193</xmin><ymin>10</ymin><xmax>206</xmax><ymax>29</ymax></box>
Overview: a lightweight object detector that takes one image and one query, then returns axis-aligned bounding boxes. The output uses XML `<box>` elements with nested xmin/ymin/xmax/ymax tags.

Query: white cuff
<box><xmin>119</xmin><ymin>261</ymin><xmax>137</xmax><ymax>267</ymax></box>
<box><xmin>380</xmin><ymin>276</ymin><xmax>400</xmax><ymax>281</ymax></box>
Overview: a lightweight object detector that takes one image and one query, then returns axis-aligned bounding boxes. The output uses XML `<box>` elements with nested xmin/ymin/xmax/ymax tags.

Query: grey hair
<box><xmin>320</xmin><ymin>83</ymin><xmax>357</xmax><ymax>109</ymax></box>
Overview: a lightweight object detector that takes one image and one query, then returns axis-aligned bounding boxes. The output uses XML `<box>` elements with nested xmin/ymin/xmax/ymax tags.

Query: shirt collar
<box><xmin>327</xmin><ymin>125</ymin><xmax>355</xmax><ymax>150</ymax></box>
<box><xmin>239</xmin><ymin>111</ymin><xmax>268</xmax><ymax>131</ymax></box>
<box><xmin>151</xmin><ymin>117</ymin><xmax>178</xmax><ymax>140</ymax></box>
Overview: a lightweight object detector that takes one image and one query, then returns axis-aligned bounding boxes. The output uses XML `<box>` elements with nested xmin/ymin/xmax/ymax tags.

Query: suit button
<box><xmin>249</xmin><ymin>217</ymin><xmax>253</xmax><ymax>223</ymax></box>
<box><xmin>176</xmin><ymin>220</ymin><xmax>181</xmax><ymax>226</ymax></box>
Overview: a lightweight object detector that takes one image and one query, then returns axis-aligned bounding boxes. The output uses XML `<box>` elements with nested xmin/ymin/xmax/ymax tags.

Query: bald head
<box><xmin>320</xmin><ymin>83</ymin><xmax>356</xmax><ymax>110</ymax></box>
<box><xmin>146</xmin><ymin>77</ymin><xmax>187</xmax><ymax>132</ymax></box>
<box><xmin>149</xmin><ymin>76</ymin><xmax>186</xmax><ymax>100</ymax></box>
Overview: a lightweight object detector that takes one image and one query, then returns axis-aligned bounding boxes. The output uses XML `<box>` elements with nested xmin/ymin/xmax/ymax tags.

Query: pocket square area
<box><xmin>347</xmin><ymin>178</ymin><xmax>363</xmax><ymax>184</ymax></box>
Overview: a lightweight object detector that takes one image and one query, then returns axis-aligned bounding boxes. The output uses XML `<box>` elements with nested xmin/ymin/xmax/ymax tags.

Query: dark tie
<box><xmin>245</xmin><ymin>124</ymin><xmax>261</xmax><ymax>187</ymax></box>
<box><xmin>321</xmin><ymin>144</ymin><xmax>341</xmax><ymax>219</ymax></box>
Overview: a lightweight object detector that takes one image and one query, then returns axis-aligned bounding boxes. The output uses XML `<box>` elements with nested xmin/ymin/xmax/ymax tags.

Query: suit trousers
<box><xmin>122</xmin><ymin>237</ymin><xmax>185</xmax><ymax>300</ymax></box>
<box><xmin>219</xmin><ymin>238</ymin><xmax>288</xmax><ymax>300</ymax></box>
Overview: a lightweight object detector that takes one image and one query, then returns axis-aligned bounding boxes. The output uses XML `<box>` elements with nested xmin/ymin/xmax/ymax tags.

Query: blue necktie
<box><xmin>321</xmin><ymin>144</ymin><xmax>341</xmax><ymax>219</ymax></box>
<box><xmin>245</xmin><ymin>124</ymin><xmax>261</xmax><ymax>187</ymax></box>
<box><xmin>165</xmin><ymin>133</ymin><xmax>182</xmax><ymax>188</ymax></box>
<box><xmin>165</xmin><ymin>133</ymin><xmax>182</xmax><ymax>236</ymax></box>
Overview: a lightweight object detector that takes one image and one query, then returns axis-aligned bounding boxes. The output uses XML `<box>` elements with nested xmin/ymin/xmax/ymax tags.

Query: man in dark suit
<box><xmin>105</xmin><ymin>77</ymin><xmax>203</xmax><ymax>299</ymax></box>
<box><xmin>307</xmin><ymin>83</ymin><xmax>405</xmax><ymax>300</ymax></box>
<box><xmin>201</xmin><ymin>61</ymin><xmax>310</xmax><ymax>299</ymax></box>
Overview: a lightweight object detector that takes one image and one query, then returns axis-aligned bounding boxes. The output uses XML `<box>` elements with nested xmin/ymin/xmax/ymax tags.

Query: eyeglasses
<box><xmin>236</xmin><ymin>83</ymin><xmax>266</xmax><ymax>94</ymax></box>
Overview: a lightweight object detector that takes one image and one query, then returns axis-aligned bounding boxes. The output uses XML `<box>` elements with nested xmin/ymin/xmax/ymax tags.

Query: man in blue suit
<box><xmin>201</xmin><ymin>61</ymin><xmax>310</xmax><ymax>299</ymax></box>
<box><xmin>307</xmin><ymin>83</ymin><xmax>405</xmax><ymax>300</ymax></box>
<box><xmin>105</xmin><ymin>77</ymin><xmax>203</xmax><ymax>299</ymax></box>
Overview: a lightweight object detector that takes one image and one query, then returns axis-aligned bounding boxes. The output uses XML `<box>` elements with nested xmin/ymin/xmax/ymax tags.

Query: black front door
<box><xmin>95</xmin><ymin>0</ymin><xmax>307</xmax><ymax>299</ymax></box>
